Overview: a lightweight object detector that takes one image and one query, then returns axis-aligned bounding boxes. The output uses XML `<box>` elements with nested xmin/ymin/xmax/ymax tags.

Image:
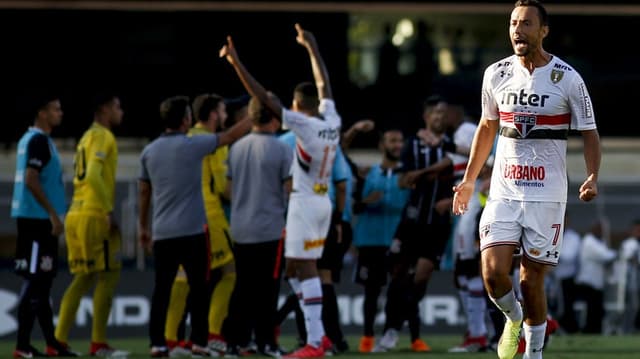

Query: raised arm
<box><xmin>295</xmin><ymin>23</ymin><xmax>332</xmax><ymax>100</ymax></box>
<box><xmin>219</xmin><ymin>36</ymin><xmax>283</xmax><ymax>118</ymax></box>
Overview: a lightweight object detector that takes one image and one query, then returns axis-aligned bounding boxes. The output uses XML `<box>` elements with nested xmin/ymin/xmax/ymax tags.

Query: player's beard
<box><xmin>385</xmin><ymin>148</ymin><xmax>400</xmax><ymax>162</ymax></box>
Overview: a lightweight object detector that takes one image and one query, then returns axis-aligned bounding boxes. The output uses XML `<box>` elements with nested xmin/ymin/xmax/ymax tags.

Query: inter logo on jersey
<box><xmin>513</xmin><ymin>114</ymin><xmax>536</xmax><ymax>138</ymax></box>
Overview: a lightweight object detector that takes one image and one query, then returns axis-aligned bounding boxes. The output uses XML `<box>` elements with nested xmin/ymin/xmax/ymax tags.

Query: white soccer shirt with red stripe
<box><xmin>282</xmin><ymin>99</ymin><xmax>341</xmax><ymax>196</ymax></box>
<box><xmin>481</xmin><ymin>54</ymin><xmax>597</xmax><ymax>202</ymax></box>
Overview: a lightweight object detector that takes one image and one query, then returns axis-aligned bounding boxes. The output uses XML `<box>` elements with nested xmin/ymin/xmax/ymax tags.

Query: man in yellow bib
<box><xmin>55</xmin><ymin>94</ymin><xmax>128</xmax><ymax>357</ymax></box>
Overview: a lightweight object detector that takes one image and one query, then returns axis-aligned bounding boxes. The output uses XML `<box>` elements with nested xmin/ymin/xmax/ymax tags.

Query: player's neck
<box><xmin>33</xmin><ymin>119</ymin><xmax>52</xmax><ymax>134</ymax></box>
<box><xmin>518</xmin><ymin>49</ymin><xmax>552</xmax><ymax>73</ymax></box>
<box><xmin>94</xmin><ymin>116</ymin><xmax>112</xmax><ymax>130</ymax></box>
<box><xmin>381</xmin><ymin>157</ymin><xmax>399</xmax><ymax>169</ymax></box>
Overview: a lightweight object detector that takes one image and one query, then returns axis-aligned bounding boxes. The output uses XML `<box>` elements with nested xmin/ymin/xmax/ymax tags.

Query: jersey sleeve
<box><xmin>480</xmin><ymin>66</ymin><xmax>500</xmax><ymax>121</ymax></box>
<box><xmin>331</xmin><ymin>147</ymin><xmax>350</xmax><ymax>183</ymax></box>
<box><xmin>319</xmin><ymin>99</ymin><xmax>342</xmax><ymax>128</ymax></box>
<box><xmin>26</xmin><ymin>134</ymin><xmax>51</xmax><ymax>171</ymax></box>
<box><xmin>139</xmin><ymin>149</ymin><xmax>150</xmax><ymax>182</ymax></box>
<box><xmin>282</xmin><ymin>109</ymin><xmax>312</xmax><ymax>139</ymax></box>
<box><xmin>189</xmin><ymin>133</ymin><xmax>219</xmax><ymax>158</ymax></box>
<box><xmin>568</xmin><ymin>74</ymin><xmax>597</xmax><ymax>131</ymax></box>
<box><xmin>280</xmin><ymin>143</ymin><xmax>294</xmax><ymax>181</ymax></box>
<box><xmin>89</xmin><ymin>130</ymin><xmax>113</xmax><ymax>164</ymax></box>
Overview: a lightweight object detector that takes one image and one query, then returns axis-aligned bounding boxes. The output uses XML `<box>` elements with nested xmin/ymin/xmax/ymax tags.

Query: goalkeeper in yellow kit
<box><xmin>55</xmin><ymin>94</ymin><xmax>128</xmax><ymax>357</ymax></box>
<box><xmin>164</xmin><ymin>93</ymin><xmax>241</xmax><ymax>354</ymax></box>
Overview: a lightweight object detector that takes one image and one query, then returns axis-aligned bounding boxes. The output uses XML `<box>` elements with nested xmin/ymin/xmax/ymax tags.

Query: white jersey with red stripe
<box><xmin>481</xmin><ymin>54</ymin><xmax>596</xmax><ymax>202</ymax></box>
<box><xmin>282</xmin><ymin>99</ymin><xmax>341</xmax><ymax>196</ymax></box>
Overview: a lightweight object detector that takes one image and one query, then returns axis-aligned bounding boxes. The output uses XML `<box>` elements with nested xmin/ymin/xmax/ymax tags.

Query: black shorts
<box><xmin>317</xmin><ymin>219</ymin><xmax>353</xmax><ymax>283</ymax></box>
<box><xmin>15</xmin><ymin>217</ymin><xmax>58</xmax><ymax>278</ymax></box>
<box><xmin>396</xmin><ymin>219</ymin><xmax>450</xmax><ymax>269</ymax></box>
<box><xmin>354</xmin><ymin>246</ymin><xmax>389</xmax><ymax>287</ymax></box>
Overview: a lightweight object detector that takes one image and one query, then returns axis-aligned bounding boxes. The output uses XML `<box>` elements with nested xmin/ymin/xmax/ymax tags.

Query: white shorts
<box><xmin>478</xmin><ymin>198</ymin><xmax>566</xmax><ymax>265</ymax></box>
<box><xmin>285</xmin><ymin>193</ymin><xmax>332</xmax><ymax>260</ymax></box>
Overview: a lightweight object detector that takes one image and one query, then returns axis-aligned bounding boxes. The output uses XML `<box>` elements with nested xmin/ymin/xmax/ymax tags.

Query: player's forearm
<box><xmin>218</xmin><ymin>117</ymin><xmax>252</xmax><ymax>147</ymax></box>
<box><xmin>461</xmin><ymin>119</ymin><xmax>498</xmax><ymax>183</ymax></box>
<box><xmin>304</xmin><ymin>41</ymin><xmax>332</xmax><ymax>100</ymax></box>
<box><xmin>137</xmin><ymin>181</ymin><xmax>151</xmax><ymax>228</ymax></box>
<box><xmin>582</xmin><ymin>129</ymin><xmax>601</xmax><ymax>180</ymax></box>
<box><xmin>229</xmin><ymin>60</ymin><xmax>274</xmax><ymax>115</ymax></box>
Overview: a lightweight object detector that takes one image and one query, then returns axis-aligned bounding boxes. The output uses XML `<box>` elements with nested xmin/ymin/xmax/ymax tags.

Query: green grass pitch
<box><xmin>2</xmin><ymin>334</ymin><xmax>639</xmax><ymax>358</ymax></box>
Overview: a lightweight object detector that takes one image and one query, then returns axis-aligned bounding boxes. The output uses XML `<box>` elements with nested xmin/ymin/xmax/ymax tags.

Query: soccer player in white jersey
<box><xmin>220</xmin><ymin>23</ymin><xmax>340</xmax><ymax>358</ymax></box>
<box><xmin>452</xmin><ymin>1</ymin><xmax>600</xmax><ymax>359</ymax></box>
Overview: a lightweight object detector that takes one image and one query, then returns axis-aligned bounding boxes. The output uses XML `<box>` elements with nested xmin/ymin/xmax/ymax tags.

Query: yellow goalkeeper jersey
<box><xmin>69</xmin><ymin>122</ymin><xmax>118</xmax><ymax>213</ymax></box>
<box><xmin>189</xmin><ymin>123</ymin><xmax>228</xmax><ymax>219</ymax></box>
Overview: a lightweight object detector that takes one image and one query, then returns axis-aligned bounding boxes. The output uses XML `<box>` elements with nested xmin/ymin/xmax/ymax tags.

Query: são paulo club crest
<box><xmin>513</xmin><ymin>113</ymin><xmax>537</xmax><ymax>138</ymax></box>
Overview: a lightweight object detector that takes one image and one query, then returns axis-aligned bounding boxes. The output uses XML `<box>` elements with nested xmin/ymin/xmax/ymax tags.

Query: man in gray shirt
<box><xmin>222</xmin><ymin>94</ymin><xmax>293</xmax><ymax>356</ymax></box>
<box><xmin>138</xmin><ymin>95</ymin><xmax>250</xmax><ymax>357</ymax></box>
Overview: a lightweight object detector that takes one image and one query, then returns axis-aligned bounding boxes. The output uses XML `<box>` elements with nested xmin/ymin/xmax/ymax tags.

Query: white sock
<box><xmin>489</xmin><ymin>289</ymin><xmax>523</xmax><ymax>322</ymax></box>
<box><xmin>288</xmin><ymin>277</ymin><xmax>304</xmax><ymax>309</ymax></box>
<box><xmin>467</xmin><ymin>277</ymin><xmax>487</xmax><ymax>337</ymax></box>
<box><xmin>523</xmin><ymin>322</ymin><xmax>546</xmax><ymax>359</ymax></box>
<box><xmin>301</xmin><ymin>277</ymin><xmax>325</xmax><ymax>347</ymax></box>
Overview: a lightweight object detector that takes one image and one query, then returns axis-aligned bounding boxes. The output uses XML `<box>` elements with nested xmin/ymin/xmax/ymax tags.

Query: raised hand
<box><xmin>219</xmin><ymin>36</ymin><xmax>239</xmax><ymax>65</ymax></box>
<box><xmin>295</xmin><ymin>23</ymin><xmax>316</xmax><ymax>48</ymax></box>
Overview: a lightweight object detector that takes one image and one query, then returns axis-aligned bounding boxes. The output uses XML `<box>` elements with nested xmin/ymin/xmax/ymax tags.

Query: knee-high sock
<box><xmin>301</xmin><ymin>278</ymin><xmax>324</xmax><ymax>347</ymax></box>
<box><xmin>467</xmin><ymin>276</ymin><xmax>487</xmax><ymax>337</ymax></box>
<box><xmin>55</xmin><ymin>273</ymin><xmax>96</xmax><ymax>343</ymax></box>
<box><xmin>35</xmin><ymin>276</ymin><xmax>57</xmax><ymax>346</ymax></box>
<box><xmin>322</xmin><ymin>284</ymin><xmax>344</xmax><ymax>344</ymax></box>
<box><xmin>363</xmin><ymin>285</ymin><xmax>381</xmax><ymax>337</ymax></box>
<box><xmin>165</xmin><ymin>278</ymin><xmax>190</xmax><ymax>342</ymax></box>
<box><xmin>523</xmin><ymin>322</ymin><xmax>546</xmax><ymax>359</ymax></box>
<box><xmin>383</xmin><ymin>277</ymin><xmax>406</xmax><ymax>332</ymax></box>
<box><xmin>489</xmin><ymin>289</ymin><xmax>523</xmax><ymax>322</ymax></box>
<box><xmin>408</xmin><ymin>282</ymin><xmax>427</xmax><ymax>341</ymax></box>
<box><xmin>209</xmin><ymin>272</ymin><xmax>236</xmax><ymax>335</ymax></box>
<box><xmin>92</xmin><ymin>270</ymin><xmax>120</xmax><ymax>343</ymax></box>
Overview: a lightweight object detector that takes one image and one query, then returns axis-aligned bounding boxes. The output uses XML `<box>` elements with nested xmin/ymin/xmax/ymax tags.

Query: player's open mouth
<box><xmin>514</xmin><ymin>39</ymin><xmax>527</xmax><ymax>46</ymax></box>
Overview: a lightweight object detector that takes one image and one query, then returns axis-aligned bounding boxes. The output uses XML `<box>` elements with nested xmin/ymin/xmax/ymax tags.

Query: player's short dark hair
<box><xmin>92</xmin><ymin>93</ymin><xmax>119</xmax><ymax>113</ymax></box>
<box><xmin>192</xmin><ymin>93</ymin><xmax>224</xmax><ymax>123</ymax></box>
<box><xmin>160</xmin><ymin>95</ymin><xmax>190</xmax><ymax>130</ymax></box>
<box><xmin>378</xmin><ymin>127</ymin><xmax>403</xmax><ymax>143</ymax></box>
<box><xmin>515</xmin><ymin>0</ymin><xmax>548</xmax><ymax>26</ymax></box>
<box><xmin>31</xmin><ymin>90</ymin><xmax>60</xmax><ymax>117</ymax></box>
<box><xmin>423</xmin><ymin>94</ymin><xmax>448</xmax><ymax>112</ymax></box>
<box><xmin>293</xmin><ymin>82</ymin><xmax>319</xmax><ymax>112</ymax></box>
<box><xmin>248</xmin><ymin>92</ymin><xmax>281</xmax><ymax>125</ymax></box>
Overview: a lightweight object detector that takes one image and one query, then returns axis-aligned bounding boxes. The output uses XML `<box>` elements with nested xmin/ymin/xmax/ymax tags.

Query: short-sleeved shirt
<box><xmin>481</xmin><ymin>54</ymin><xmax>597</xmax><ymax>202</ymax></box>
<box><xmin>139</xmin><ymin>132</ymin><xmax>218</xmax><ymax>241</ymax></box>
<box><xmin>281</xmin><ymin>99</ymin><xmax>342</xmax><ymax>196</ymax></box>
<box><xmin>227</xmin><ymin>132</ymin><xmax>293</xmax><ymax>244</ymax></box>
<box><xmin>398</xmin><ymin>134</ymin><xmax>454</xmax><ymax>225</ymax></box>
<box><xmin>69</xmin><ymin>122</ymin><xmax>118</xmax><ymax>213</ymax></box>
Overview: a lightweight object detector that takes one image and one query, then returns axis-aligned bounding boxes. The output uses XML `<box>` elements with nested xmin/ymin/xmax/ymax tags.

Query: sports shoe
<box><xmin>358</xmin><ymin>336</ymin><xmax>374</xmax><ymax>353</ymax></box>
<box><xmin>320</xmin><ymin>336</ymin><xmax>333</xmax><ymax>355</ymax></box>
<box><xmin>372</xmin><ymin>328</ymin><xmax>398</xmax><ymax>352</ymax></box>
<box><xmin>151</xmin><ymin>346</ymin><xmax>169</xmax><ymax>357</ymax></box>
<box><xmin>448</xmin><ymin>335</ymin><xmax>488</xmax><ymax>353</ymax></box>
<box><xmin>192</xmin><ymin>344</ymin><xmax>219</xmax><ymax>357</ymax></box>
<box><xmin>260</xmin><ymin>344</ymin><xmax>287</xmax><ymax>358</ymax></box>
<box><xmin>167</xmin><ymin>341</ymin><xmax>191</xmax><ymax>358</ymax></box>
<box><xmin>497</xmin><ymin>315</ymin><xmax>523</xmax><ymax>359</ymax></box>
<box><xmin>89</xmin><ymin>342</ymin><xmax>130</xmax><ymax>357</ymax></box>
<box><xmin>283</xmin><ymin>344</ymin><xmax>324</xmax><ymax>358</ymax></box>
<box><xmin>410</xmin><ymin>338</ymin><xmax>431</xmax><ymax>352</ymax></box>
<box><xmin>208</xmin><ymin>334</ymin><xmax>227</xmax><ymax>355</ymax></box>
<box><xmin>46</xmin><ymin>341</ymin><xmax>81</xmax><ymax>357</ymax></box>
<box><xmin>13</xmin><ymin>345</ymin><xmax>47</xmax><ymax>358</ymax></box>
